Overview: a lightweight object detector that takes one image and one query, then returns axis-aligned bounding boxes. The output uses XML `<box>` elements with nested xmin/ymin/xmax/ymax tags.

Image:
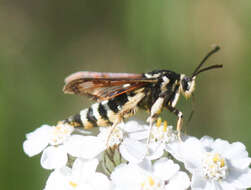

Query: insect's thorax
<box><xmin>138</xmin><ymin>70</ymin><xmax>182</xmax><ymax>110</ymax></box>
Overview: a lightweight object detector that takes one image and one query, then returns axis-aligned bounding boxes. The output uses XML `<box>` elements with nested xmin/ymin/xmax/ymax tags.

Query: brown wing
<box><xmin>64</xmin><ymin>71</ymin><xmax>143</xmax><ymax>84</ymax></box>
<box><xmin>63</xmin><ymin>71</ymin><xmax>157</xmax><ymax>101</ymax></box>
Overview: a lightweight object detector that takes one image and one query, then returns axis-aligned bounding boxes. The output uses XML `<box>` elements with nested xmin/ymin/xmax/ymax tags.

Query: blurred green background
<box><xmin>1</xmin><ymin>0</ymin><xmax>251</xmax><ymax>189</ymax></box>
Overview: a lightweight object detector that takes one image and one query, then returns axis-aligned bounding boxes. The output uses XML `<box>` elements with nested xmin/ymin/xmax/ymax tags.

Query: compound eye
<box><xmin>181</xmin><ymin>80</ymin><xmax>187</xmax><ymax>91</ymax></box>
<box><xmin>182</xmin><ymin>78</ymin><xmax>191</xmax><ymax>91</ymax></box>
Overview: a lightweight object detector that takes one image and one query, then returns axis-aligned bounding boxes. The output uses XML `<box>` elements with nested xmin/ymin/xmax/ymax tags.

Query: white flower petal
<box><xmin>200</xmin><ymin>136</ymin><xmax>214</xmax><ymax>147</ymax></box>
<box><xmin>153</xmin><ymin>158</ymin><xmax>180</xmax><ymax>181</ymax></box>
<box><xmin>211</xmin><ymin>139</ymin><xmax>231</xmax><ymax>155</ymax></box>
<box><xmin>191</xmin><ymin>174</ymin><xmax>207</xmax><ymax>190</ymax></box>
<box><xmin>76</xmin><ymin>184</ymin><xmax>93</xmax><ymax>190</ymax></box>
<box><xmin>146</xmin><ymin>143</ymin><xmax>164</xmax><ymax>160</ymax></box>
<box><xmin>167</xmin><ymin>137</ymin><xmax>204</xmax><ymax>171</ymax></box>
<box><xmin>231</xmin><ymin>169</ymin><xmax>251</xmax><ymax>189</ymax></box>
<box><xmin>41</xmin><ymin>146</ymin><xmax>68</xmax><ymax>169</ymax></box>
<box><xmin>192</xmin><ymin>176</ymin><xmax>222</xmax><ymax>190</ymax></box>
<box><xmin>23</xmin><ymin>125</ymin><xmax>52</xmax><ymax>157</ymax></box>
<box><xmin>128</xmin><ymin>130</ymin><xmax>149</xmax><ymax>141</ymax></box>
<box><xmin>138</xmin><ymin>158</ymin><xmax>152</xmax><ymax>171</ymax></box>
<box><xmin>111</xmin><ymin>163</ymin><xmax>144</xmax><ymax>190</ymax></box>
<box><xmin>90</xmin><ymin>172</ymin><xmax>111</xmax><ymax>190</ymax></box>
<box><xmin>223</xmin><ymin>142</ymin><xmax>251</xmax><ymax>169</ymax></box>
<box><xmin>120</xmin><ymin>138</ymin><xmax>147</xmax><ymax>163</ymax></box>
<box><xmin>44</xmin><ymin>167</ymin><xmax>71</xmax><ymax>190</ymax></box>
<box><xmin>26</xmin><ymin>125</ymin><xmax>52</xmax><ymax>139</ymax></box>
<box><xmin>220</xmin><ymin>181</ymin><xmax>237</xmax><ymax>190</ymax></box>
<box><xmin>23</xmin><ymin>138</ymin><xmax>49</xmax><ymax>157</ymax></box>
<box><xmin>165</xmin><ymin>171</ymin><xmax>190</xmax><ymax>190</ymax></box>
<box><xmin>72</xmin><ymin>158</ymin><xmax>98</xmax><ymax>180</ymax></box>
<box><xmin>65</xmin><ymin>135</ymin><xmax>105</xmax><ymax>159</ymax></box>
<box><xmin>122</xmin><ymin>120</ymin><xmax>146</xmax><ymax>133</ymax></box>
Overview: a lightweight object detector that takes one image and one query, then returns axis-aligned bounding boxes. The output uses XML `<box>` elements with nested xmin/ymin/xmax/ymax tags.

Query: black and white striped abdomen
<box><xmin>65</xmin><ymin>93</ymin><xmax>140</xmax><ymax>129</ymax></box>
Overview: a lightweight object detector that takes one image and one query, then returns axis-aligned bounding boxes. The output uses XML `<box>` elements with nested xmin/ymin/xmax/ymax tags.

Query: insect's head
<box><xmin>180</xmin><ymin>74</ymin><xmax>196</xmax><ymax>98</ymax></box>
<box><xmin>180</xmin><ymin>46</ymin><xmax>223</xmax><ymax>99</ymax></box>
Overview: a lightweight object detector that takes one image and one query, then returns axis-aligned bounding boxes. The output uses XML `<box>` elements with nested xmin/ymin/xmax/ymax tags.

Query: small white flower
<box><xmin>23</xmin><ymin>125</ymin><xmax>52</xmax><ymax>157</ymax></box>
<box><xmin>44</xmin><ymin>158</ymin><xmax>111</xmax><ymax>190</ymax></box>
<box><xmin>147</xmin><ymin>121</ymin><xmax>177</xmax><ymax>160</ymax></box>
<box><xmin>73</xmin><ymin>121</ymin><xmax>148</xmax><ymax>162</ymax></box>
<box><xmin>64</xmin><ymin>135</ymin><xmax>106</xmax><ymax>159</ymax></box>
<box><xmin>168</xmin><ymin>136</ymin><xmax>251</xmax><ymax>190</ymax></box>
<box><xmin>119</xmin><ymin>120</ymin><xmax>178</xmax><ymax>162</ymax></box>
<box><xmin>111</xmin><ymin>158</ymin><xmax>190</xmax><ymax>190</ymax></box>
<box><xmin>97</xmin><ymin>125</ymin><xmax>124</xmax><ymax>148</ymax></box>
<box><xmin>23</xmin><ymin>123</ymin><xmax>74</xmax><ymax>169</ymax></box>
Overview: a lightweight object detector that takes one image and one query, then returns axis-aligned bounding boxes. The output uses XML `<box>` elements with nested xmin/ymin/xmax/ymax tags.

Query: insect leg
<box><xmin>167</xmin><ymin>105</ymin><xmax>183</xmax><ymax>141</ymax></box>
<box><xmin>146</xmin><ymin>97</ymin><xmax>165</xmax><ymax>143</ymax></box>
<box><xmin>106</xmin><ymin>116</ymin><xmax>122</xmax><ymax>147</ymax></box>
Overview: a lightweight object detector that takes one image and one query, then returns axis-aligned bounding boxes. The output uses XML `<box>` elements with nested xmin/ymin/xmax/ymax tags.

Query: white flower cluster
<box><xmin>23</xmin><ymin>120</ymin><xmax>251</xmax><ymax>190</ymax></box>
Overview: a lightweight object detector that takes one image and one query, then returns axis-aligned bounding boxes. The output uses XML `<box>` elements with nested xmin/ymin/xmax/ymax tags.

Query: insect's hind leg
<box><xmin>106</xmin><ymin>116</ymin><xmax>123</xmax><ymax>147</ymax></box>
<box><xmin>167</xmin><ymin>106</ymin><xmax>183</xmax><ymax>141</ymax></box>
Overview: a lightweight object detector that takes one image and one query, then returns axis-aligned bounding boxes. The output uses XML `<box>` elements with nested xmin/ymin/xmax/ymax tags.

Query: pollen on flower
<box><xmin>163</xmin><ymin>120</ymin><xmax>168</xmax><ymax>128</ymax></box>
<box><xmin>156</xmin><ymin>117</ymin><xmax>162</xmax><ymax>127</ymax></box>
<box><xmin>48</xmin><ymin>123</ymin><xmax>74</xmax><ymax>145</ymax></box>
<box><xmin>162</xmin><ymin>121</ymin><xmax>168</xmax><ymax>132</ymax></box>
<box><xmin>148</xmin><ymin>176</ymin><xmax>155</xmax><ymax>186</ymax></box>
<box><xmin>149</xmin><ymin>122</ymin><xmax>176</xmax><ymax>144</ymax></box>
<box><xmin>140</xmin><ymin>176</ymin><xmax>164</xmax><ymax>190</ymax></box>
<box><xmin>202</xmin><ymin>152</ymin><xmax>228</xmax><ymax>181</ymax></box>
<box><xmin>69</xmin><ymin>181</ymin><xmax>78</xmax><ymax>188</ymax></box>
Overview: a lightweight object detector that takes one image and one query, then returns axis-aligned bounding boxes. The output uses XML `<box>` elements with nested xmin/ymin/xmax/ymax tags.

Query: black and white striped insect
<box><xmin>63</xmin><ymin>46</ymin><xmax>222</xmax><ymax>140</ymax></box>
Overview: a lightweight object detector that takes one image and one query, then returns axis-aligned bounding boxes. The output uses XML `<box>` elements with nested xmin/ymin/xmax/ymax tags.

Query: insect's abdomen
<box><xmin>64</xmin><ymin>93</ymin><xmax>136</xmax><ymax>129</ymax></box>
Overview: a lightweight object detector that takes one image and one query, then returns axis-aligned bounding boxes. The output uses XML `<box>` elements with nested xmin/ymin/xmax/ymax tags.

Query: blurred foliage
<box><xmin>1</xmin><ymin>0</ymin><xmax>251</xmax><ymax>189</ymax></box>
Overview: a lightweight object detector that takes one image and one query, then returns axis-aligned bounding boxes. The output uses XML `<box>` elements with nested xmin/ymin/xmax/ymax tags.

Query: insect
<box><xmin>62</xmin><ymin>46</ymin><xmax>222</xmax><ymax>141</ymax></box>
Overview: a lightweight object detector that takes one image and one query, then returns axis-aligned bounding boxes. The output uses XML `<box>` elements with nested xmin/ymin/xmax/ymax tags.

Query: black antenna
<box><xmin>192</xmin><ymin>46</ymin><xmax>221</xmax><ymax>77</ymax></box>
<box><xmin>193</xmin><ymin>64</ymin><xmax>223</xmax><ymax>76</ymax></box>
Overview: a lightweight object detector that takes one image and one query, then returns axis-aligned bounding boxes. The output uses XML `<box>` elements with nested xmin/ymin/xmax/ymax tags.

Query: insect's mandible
<box><xmin>62</xmin><ymin>46</ymin><xmax>222</xmax><ymax>141</ymax></box>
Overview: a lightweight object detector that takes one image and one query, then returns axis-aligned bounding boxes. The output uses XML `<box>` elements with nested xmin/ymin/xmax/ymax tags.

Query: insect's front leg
<box><xmin>166</xmin><ymin>105</ymin><xmax>183</xmax><ymax>141</ymax></box>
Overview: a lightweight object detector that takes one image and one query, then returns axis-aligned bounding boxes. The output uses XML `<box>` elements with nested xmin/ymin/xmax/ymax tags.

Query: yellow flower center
<box><xmin>149</xmin><ymin>119</ymin><xmax>175</xmax><ymax>144</ymax></box>
<box><xmin>140</xmin><ymin>176</ymin><xmax>164</xmax><ymax>190</ymax></box>
<box><xmin>202</xmin><ymin>152</ymin><xmax>228</xmax><ymax>181</ymax></box>
<box><xmin>49</xmin><ymin>123</ymin><xmax>73</xmax><ymax>145</ymax></box>
<box><xmin>69</xmin><ymin>181</ymin><xmax>78</xmax><ymax>188</ymax></box>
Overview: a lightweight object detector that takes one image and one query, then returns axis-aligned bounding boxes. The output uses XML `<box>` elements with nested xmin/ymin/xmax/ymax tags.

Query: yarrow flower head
<box><xmin>149</xmin><ymin>118</ymin><xmax>177</xmax><ymax>144</ymax></box>
<box><xmin>23</xmin><ymin>123</ymin><xmax>74</xmax><ymax>157</ymax></box>
<box><xmin>97</xmin><ymin>125</ymin><xmax>124</xmax><ymax>148</ymax></box>
<box><xmin>167</xmin><ymin>136</ymin><xmax>251</xmax><ymax>190</ymax></box>
<box><xmin>44</xmin><ymin>158</ymin><xmax>111</xmax><ymax>190</ymax></box>
<box><xmin>111</xmin><ymin>158</ymin><xmax>190</xmax><ymax>190</ymax></box>
<box><xmin>118</xmin><ymin>119</ymin><xmax>179</xmax><ymax>162</ymax></box>
<box><xmin>23</xmin><ymin>119</ymin><xmax>251</xmax><ymax>190</ymax></box>
<box><xmin>23</xmin><ymin>123</ymin><xmax>75</xmax><ymax>169</ymax></box>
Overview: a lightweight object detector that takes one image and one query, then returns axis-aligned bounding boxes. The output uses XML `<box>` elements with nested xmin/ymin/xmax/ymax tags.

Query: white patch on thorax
<box><xmin>160</xmin><ymin>76</ymin><xmax>170</xmax><ymax>91</ymax></box>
